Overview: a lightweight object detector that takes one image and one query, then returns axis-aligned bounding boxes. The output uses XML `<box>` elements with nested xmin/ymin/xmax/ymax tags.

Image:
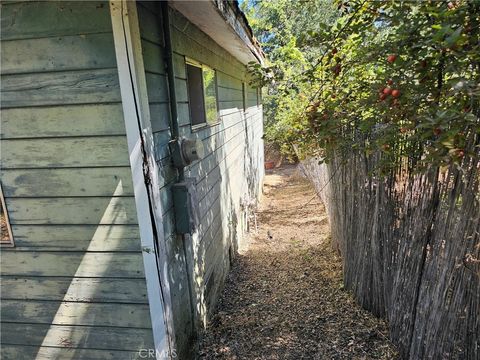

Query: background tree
<box><xmin>244</xmin><ymin>0</ymin><xmax>480</xmax><ymax>173</ymax></box>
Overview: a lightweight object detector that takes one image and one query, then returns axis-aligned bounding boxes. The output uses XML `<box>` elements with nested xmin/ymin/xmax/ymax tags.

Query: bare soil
<box><xmin>198</xmin><ymin>166</ymin><xmax>398</xmax><ymax>359</ymax></box>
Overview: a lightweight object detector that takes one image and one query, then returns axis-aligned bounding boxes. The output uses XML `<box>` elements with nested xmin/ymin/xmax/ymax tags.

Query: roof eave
<box><xmin>169</xmin><ymin>0</ymin><xmax>264</xmax><ymax>66</ymax></box>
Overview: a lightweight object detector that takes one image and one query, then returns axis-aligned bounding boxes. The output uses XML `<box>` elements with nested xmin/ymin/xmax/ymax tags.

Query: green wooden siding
<box><xmin>169</xmin><ymin>6</ymin><xmax>265</xmax><ymax>322</ymax></box>
<box><xmin>135</xmin><ymin>4</ymin><xmax>194</xmax><ymax>358</ymax></box>
<box><xmin>0</xmin><ymin>2</ymin><xmax>153</xmax><ymax>359</ymax></box>
<box><xmin>136</xmin><ymin>3</ymin><xmax>264</xmax><ymax>358</ymax></box>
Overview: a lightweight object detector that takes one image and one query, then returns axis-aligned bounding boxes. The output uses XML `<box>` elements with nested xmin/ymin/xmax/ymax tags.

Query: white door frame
<box><xmin>110</xmin><ymin>1</ymin><xmax>176</xmax><ymax>357</ymax></box>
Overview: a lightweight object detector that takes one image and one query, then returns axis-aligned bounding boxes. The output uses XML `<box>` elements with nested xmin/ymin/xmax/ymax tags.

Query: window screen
<box><xmin>202</xmin><ymin>67</ymin><xmax>218</xmax><ymax>124</ymax></box>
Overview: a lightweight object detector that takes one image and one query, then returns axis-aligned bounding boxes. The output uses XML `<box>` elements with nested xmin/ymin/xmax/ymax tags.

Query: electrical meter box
<box><xmin>169</xmin><ymin>138</ymin><xmax>205</xmax><ymax>168</ymax></box>
<box><xmin>172</xmin><ymin>178</ymin><xmax>200</xmax><ymax>234</ymax></box>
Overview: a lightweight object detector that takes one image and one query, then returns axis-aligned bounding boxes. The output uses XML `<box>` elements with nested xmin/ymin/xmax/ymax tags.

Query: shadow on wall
<box><xmin>170</xmin><ymin>100</ymin><xmax>262</xmax><ymax>341</ymax></box>
<box><xmin>1</xmin><ymin>177</ymin><xmax>157</xmax><ymax>359</ymax></box>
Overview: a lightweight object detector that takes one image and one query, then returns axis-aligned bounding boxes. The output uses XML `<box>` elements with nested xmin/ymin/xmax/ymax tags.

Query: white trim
<box><xmin>110</xmin><ymin>1</ymin><xmax>176</xmax><ymax>357</ymax></box>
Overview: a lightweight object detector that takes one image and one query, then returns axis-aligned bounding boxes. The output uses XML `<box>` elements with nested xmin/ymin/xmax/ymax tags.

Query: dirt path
<box><xmin>198</xmin><ymin>166</ymin><xmax>397</xmax><ymax>359</ymax></box>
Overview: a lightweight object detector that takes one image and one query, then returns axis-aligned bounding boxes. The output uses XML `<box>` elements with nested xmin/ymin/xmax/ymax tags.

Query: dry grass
<box><xmin>198</xmin><ymin>166</ymin><xmax>398</xmax><ymax>359</ymax></box>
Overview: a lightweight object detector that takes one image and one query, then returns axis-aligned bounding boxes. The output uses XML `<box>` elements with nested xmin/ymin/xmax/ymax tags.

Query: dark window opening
<box><xmin>186</xmin><ymin>60</ymin><xmax>218</xmax><ymax>127</ymax></box>
<box><xmin>187</xmin><ymin>64</ymin><xmax>206</xmax><ymax>126</ymax></box>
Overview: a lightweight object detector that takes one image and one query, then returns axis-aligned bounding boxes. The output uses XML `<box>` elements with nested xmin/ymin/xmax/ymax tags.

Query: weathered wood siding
<box><xmin>170</xmin><ymin>7</ymin><xmax>265</xmax><ymax>325</ymax></box>
<box><xmin>0</xmin><ymin>2</ymin><xmax>153</xmax><ymax>359</ymax></box>
<box><xmin>136</xmin><ymin>3</ymin><xmax>264</xmax><ymax>357</ymax></box>
<box><xmin>135</xmin><ymin>4</ymin><xmax>194</xmax><ymax>357</ymax></box>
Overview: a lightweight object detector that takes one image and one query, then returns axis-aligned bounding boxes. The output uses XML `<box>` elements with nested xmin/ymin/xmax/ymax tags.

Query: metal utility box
<box><xmin>172</xmin><ymin>178</ymin><xmax>200</xmax><ymax>234</ymax></box>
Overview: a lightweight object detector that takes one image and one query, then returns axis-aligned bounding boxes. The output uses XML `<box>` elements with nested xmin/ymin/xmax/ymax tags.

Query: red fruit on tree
<box><xmin>387</xmin><ymin>54</ymin><xmax>397</xmax><ymax>63</ymax></box>
<box><xmin>379</xmin><ymin>93</ymin><xmax>387</xmax><ymax>101</ymax></box>
<box><xmin>332</xmin><ymin>48</ymin><xmax>338</xmax><ymax>55</ymax></box>
<box><xmin>433</xmin><ymin>127</ymin><xmax>442</xmax><ymax>136</ymax></box>
<box><xmin>456</xmin><ymin>149</ymin><xmax>465</xmax><ymax>158</ymax></box>
<box><xmin>383</xmin><ymin>87</ymin><xmax>392</xmax><ymax>95</ymax></box>
<box><xmin>391</xmin><ymin>89</ymin><xmax>400</xmax><ymax>98</ymax></box>
<box><xmin>387</xmin><ymin>79</ymin><xmax>393</xmax><ymax>85</ymax></box>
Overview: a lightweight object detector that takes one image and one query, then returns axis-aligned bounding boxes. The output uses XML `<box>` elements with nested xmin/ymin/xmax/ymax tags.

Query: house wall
<box><xmin>136</xmin><ymin>3</ymin><xmax>264</xmax><ymax>357</ymax></box>
<box><xmin>0</xmin><ymin>2</ymin><xmax>154</xmax><ymax>359</ymax></box>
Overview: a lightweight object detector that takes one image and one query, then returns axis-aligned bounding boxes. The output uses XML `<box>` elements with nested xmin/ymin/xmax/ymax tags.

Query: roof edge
<box><xmin>212</xmin><ymin>0</ymin><xmax>265</xmax><ymax>64</ymax></box>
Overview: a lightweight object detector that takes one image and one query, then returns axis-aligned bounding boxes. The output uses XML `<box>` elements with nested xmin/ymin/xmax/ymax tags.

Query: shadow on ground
<box><xmin>198</xmin><ymin>166</ymin><xmax>398</xmax><ymax>359</ymax></box>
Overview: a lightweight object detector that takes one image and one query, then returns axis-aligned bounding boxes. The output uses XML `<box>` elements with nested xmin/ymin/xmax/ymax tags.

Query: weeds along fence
<box><xmin>300</xmin><ymin>148</ymin><xmax>479</xmax><ymax>359</ymax></box>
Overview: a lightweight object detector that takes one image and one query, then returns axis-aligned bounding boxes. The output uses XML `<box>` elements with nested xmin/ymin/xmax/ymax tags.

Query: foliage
<box><xmin>242</xmin><ymin>0</ymin><xmax>339</xmax><ymax>159</ymax></box>
<box><xmin>243</xmin><ymin>0</ymin><xmax>480</xmax><ymax>173</ymax></box>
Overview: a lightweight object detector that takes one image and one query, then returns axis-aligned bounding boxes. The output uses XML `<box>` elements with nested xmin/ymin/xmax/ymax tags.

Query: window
<box><xmin>1</xmin><ymin>183</ymin><xmax>14</xmax><ymax>247</ymax></box>
<box><xmin>186</xmin><ymin>60</ymin><xmax>218</xmax><ymax>127</ymax></box>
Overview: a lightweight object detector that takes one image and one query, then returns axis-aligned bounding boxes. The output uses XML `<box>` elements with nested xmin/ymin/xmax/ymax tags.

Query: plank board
<box><xmin>144</xmin><ymin>72</ymin><xmax>169</xmax><ymax>103</ymax></box>
<box><xmin>1</xmin><ymin>136</ymin><xmax>129</xmax><ymax>168</ymax></box>
<box><xmin>1</xmin><ymin>323</ymin><xmax>154</xmax><ymax>351</ymax></box>
<box><xmin>1</xmin><ymin>345</ymin><xmax>143</xmax><ymax>360</ymax></box>
<box><xmin>0</xmin><ymin>104</ymin><xmax>125</xmax><ymax>139</ymax></box>
<box><xmin>0</xmin><ymin>252</ymin><xmax>145</xmax><ymax>278</ymax></box>
<box><xmin>0</xmin><ymin>1</ymin><xmax>112</xmax><ymax>40</ymax></box>
<box><xmin>217</xmin><ymin>71</ymin><xmax>243</xmax><ymax>90</ymax></box>
<box><xmin>6</xmin><ymin>197</ymin><xmax>138</xmax><ymax>225</ymax></box>
<box><xmin>1</xmin><ymin>69</ymin><xmax>121</xmax><ymax>108</ymax></box>
<box><xmin>173</xmin><ymin>52</ymin><xmax>186</xmax><ymax>79</ymax></box>
<box><xmin>141</xmin><ymin>39</ymin><xmax>166</xmax><ymax>75</ymax></box>
<box><xmin>152</xmin><ymin>130</ymin><xmax>172</xmax><ymax>161</ymax></box>
<box><xmin>175</xmin><ymin>78</ymin><xmax>188</xmax><ymax>103</ymax></box>
<box><xmin>177</xmin><ymin>102</ymin><xmax>192</xmax><ymax>127</ymax></box>
<box><xmin>2</xmin><ymin>168</ymin><xmax>134</xmax><ymax>197</ymax></box>
<box><xmin>1</xmin><ymin>300</ymin><xmax>151</xmax><ymax>328</ymax></box>
<box><xmin>149</xmin><ymin>103</ymin><xmax>171</xmax><ymax>133</ymax></box>
<box><xmin>217</xmin><ymin>86</ymin><xmax>243</xmax><ymax>102</ymax></box>
<box><xmin>10</xmin><ymin>224</ymin><xmax>141</xmax><ymax>252</ymax></box>
<box><xmin>1</xmin><ymin>277</ymin><xmax>148</xmax><ymax>303</ymax></box>
<box><xmin>1</xmin><ymin>33</ymin><xmax>116</xmax><ymax>75</ymax></box>
<box><xmin>137</xmin><ymin>2</ymin><xmax>163</xmax><ymax>46</ymax></box>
